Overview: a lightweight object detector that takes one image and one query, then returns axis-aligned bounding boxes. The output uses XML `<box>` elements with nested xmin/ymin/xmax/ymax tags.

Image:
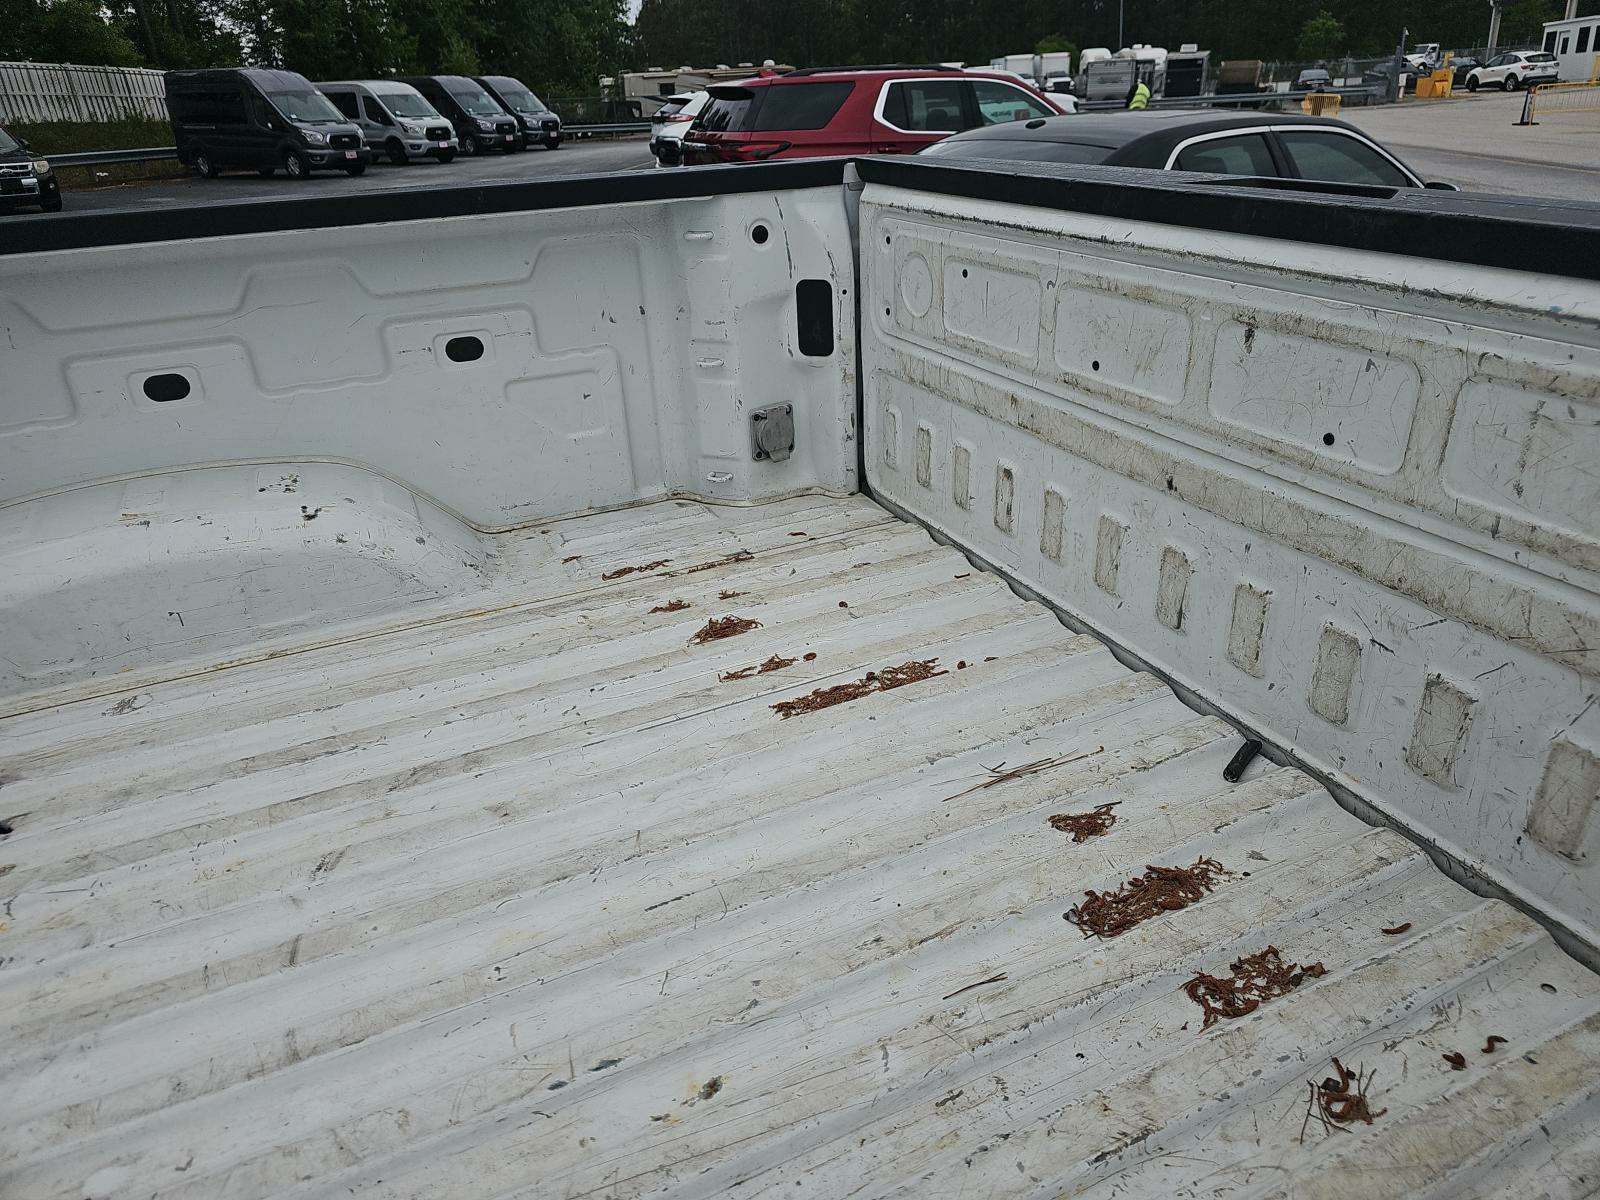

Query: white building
<box><xmin>1542</xmin><ymin>13</ymin><xmax>1600</xmax><ymax>81</ymax></box>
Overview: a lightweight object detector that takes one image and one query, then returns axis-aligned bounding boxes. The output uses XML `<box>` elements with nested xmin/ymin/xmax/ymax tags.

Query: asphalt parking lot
<box><xmin>1338</xmin><ymin>88</ymin><xmax>1600</xmax><ymax>202</ymax></box>
<box><xmin>30</xmin><ymin>136</ymin><xmax>656</xmax><ymax>215</ymax></box>
<box><xmin>14</xmin><ymin>88</ymin><xmax>1600</xmax><ymax>218</ymax></box>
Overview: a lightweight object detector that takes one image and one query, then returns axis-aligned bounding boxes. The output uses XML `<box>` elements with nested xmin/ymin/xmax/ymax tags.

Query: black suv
<box><xmin>396</xmin><ymin>76</ymin><xmax>519</xmax><ymax>155</ymax></box>
<box><xmin>0</xmin><ymin>122</ymin><xmax>61</xmax><ymax>212</ymax></box>
<box><xmin>166</xmin><ymin>68</ymin><xmax>369</xmax><ymax>179</ymax></box>
<box><xmin>475</xmin><ymin>76</ymin><xmax>562</xmax><ymax>150</ymax></box>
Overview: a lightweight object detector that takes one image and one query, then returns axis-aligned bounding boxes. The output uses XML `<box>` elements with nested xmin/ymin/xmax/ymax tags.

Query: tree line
<box><xmin>0</xmin><ymin>0</ymin><xmax>1590</xmax><ymax>100</ymax></box>
<box><xmin>0</xmin><ymin>0</ymin><xmax>630</xmax><ymax>96</ymax></box>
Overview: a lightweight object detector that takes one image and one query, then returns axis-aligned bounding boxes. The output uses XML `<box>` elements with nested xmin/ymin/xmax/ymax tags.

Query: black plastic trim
<box><xmin>855</xmin><ymin>156</ymin><xmax>1600</xmax><ymax>283</ymax></box>
<box><xmin>10</xmin><ymin>153</ymin><xmax>1600</xmax><ymax>285</ymax></box>
<box><xmin>0</xmin><ymin>158</ymin><xmax>851</xmax><ymax>256</ymax></box>
<box><xmin>795</xmin><ymin>278</ymin><xmax>834</xmax><ymax>356</ymax></box>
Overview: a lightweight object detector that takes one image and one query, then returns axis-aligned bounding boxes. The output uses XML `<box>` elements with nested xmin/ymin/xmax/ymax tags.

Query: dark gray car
<box><xmin>918</xmin><ymin>110</ymin><xmax>1455</xmax><ymax>191</ymax></box>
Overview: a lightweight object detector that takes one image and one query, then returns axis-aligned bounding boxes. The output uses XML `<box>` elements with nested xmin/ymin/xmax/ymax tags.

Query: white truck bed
<box><xmin>4</xmin><ymin>494</ymin><xmax>1598</xmax><ymax>1199</ymax></box>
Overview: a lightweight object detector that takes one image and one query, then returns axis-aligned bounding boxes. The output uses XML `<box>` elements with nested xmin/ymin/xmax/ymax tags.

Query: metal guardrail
<box><xmin>50</xmin><ymin>123</ymin><xmax>650</xmax><ymax>168</ymax></box>
<box><xmin>1079</xmin><ymin>86</ymin><xmax>1382</xmax><ymax>111</ymax></box>
<box><xmin>51</xmin><ymin>146</ymin><xmax>178</xmax><ymax>167</ymax></box>
<box><xmin>567</xmin><ymin>121</ymin><xmax>650</xmax><ymax>136</ymax></box>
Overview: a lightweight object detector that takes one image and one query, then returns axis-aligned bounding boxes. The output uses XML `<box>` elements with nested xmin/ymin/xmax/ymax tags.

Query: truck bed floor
<box><xmin>3</xmin><ymin>494</ymin><xmax>1598</xmax><ymax>1199</ymax></box>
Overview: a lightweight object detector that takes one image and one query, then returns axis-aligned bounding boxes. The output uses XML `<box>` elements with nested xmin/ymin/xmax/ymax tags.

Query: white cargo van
<box><xmin>316</xmin><ymin>79</ymin><xmax>459</xmax><ymax>164</ymax></box>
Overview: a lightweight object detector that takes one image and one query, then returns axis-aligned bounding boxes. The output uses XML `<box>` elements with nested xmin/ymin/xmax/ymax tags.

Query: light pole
<box><xmin>1391</xmin><ymin>25</ymin><xmax>1408</xmax><ymax>103</ymax></box>
<box><xmin>1487</xmin><ymin>0</ymin><xmax>1503</xmax><ymax>57</ymax></box>
<box><xmin>1118</xmin><ymin>0</ymin><xmax>1124</xmax><ymax>51</ymax></box>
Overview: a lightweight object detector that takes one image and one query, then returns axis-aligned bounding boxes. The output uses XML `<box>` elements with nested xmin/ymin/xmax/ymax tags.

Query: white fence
<box><xmin>0</xmin><ymin>61</ymin><xmax>168</xmax><ymax>123</ymax></box>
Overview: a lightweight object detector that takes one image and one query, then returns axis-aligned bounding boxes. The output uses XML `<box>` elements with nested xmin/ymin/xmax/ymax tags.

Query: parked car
<box><xmin>1296</xmin><ymin>68</ymin><xmax>1333</xmax><ymax>89</ymax></box>
<box><xmin>475</xmin><ymin>76</ymin><xmax>562</xmax><ymax>150</ymax></box>
<box><xmin>0</xmin><ymin>122</ymin><xmax>60</xmax><ymax>212</ymax></box>
<box><xmin>919</xmin><ymin>110</ymin><xmax>1456</xmax><ymax>191</ymax></box>
<box><xmin>165</xmin><ymin>68</ymin><xmax>368</xmax><ymax>180</ymax></box>
<box><xmin>1361</xmin><ymin>61</ymin><xmax>1412</xmax><ymax>93</ymax></box>
<box><xmin>1449</xmin><ymin>56</ymin><xmax>1483</xmax><ymax>84</ymax></box>
<box><xmin>1466</xmin><ymin>50</ymin><xmax>1560</xmax><ymax>90</ymax></box>
<box><xmin>681</xmin><ymin>65</ymin><xmax>1065</xmax><ymax>165</ymax></box>
<box><xmin>395</xmin><ymin>75</ymin><xmax>519</xmax><ymax>155</ymax></box>
<box><xmin>650</xmin><ymin>90</ymin><xmax>709</xmax><ymax>166</ymax></box>
<box><xmin>316</xmin><ymin>80</ymin><xmax>457</xmax><ymax>164</ymax></box>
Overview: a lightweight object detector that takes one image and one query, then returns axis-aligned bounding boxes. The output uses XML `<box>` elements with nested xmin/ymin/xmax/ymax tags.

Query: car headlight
<box><xmin>31</xmin><ymin>159</ymin><xmax>50</xmax><ymax>175</ymax></box>
<box><xmin>401</xmin><ymin>122</ymin><xmax>422</xmax><ymax>135</ymax></box>
<box><xmin>301</xmin><ymin>129</ymin><xmax>327</xmax><ymax>144</ymax></box>
<box><xmin>477</xmin><ymin>119</ymin><xmax>495</xmax><ymax>130</ymax></box>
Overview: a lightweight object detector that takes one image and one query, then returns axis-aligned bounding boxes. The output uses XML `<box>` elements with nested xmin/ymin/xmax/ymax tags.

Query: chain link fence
<box><xmin>547</xmin><ymin>96</ymin><xmax>642</xmax><ymax>125</ymax></box>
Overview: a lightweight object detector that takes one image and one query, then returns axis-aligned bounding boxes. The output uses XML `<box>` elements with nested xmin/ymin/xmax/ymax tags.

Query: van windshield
<box><xmin>0</xmin><ymin>126</ymin><xmax>19</xmax><ymax>154</ymax></box>
<box><xmin>267</xmin><ymin>88</ymin><xmax>345</xmax><ymax>123</ymax></box>
<box><xmin>447</xmin><ymin>84</ymin><xmax>504</xmax><ymax>116</ymax></box>
<box><xmin>494</xmin><ymin>82</ymin><xmax>548</xmax><ymax>113</ymax></box>
<box><xmin>382</xmin><ymin>92</ymin><xmax>439</xmax><ymax>119</ymax></box>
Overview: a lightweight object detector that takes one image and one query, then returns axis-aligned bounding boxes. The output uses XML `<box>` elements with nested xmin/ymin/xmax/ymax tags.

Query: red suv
<box><xmin>680</xmin><ymin>65</ymin><xmax>1065</xmax><ymax>164</ymax></box>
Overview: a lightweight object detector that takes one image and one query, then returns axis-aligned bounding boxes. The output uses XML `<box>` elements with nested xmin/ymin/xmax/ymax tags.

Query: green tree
<box><xmin>1297</xmin><ymin>9</ymin><xmax>1344</xmax><ymax>61</ymax></box>
<box><xmin>0</xmin><ymin>0</ymin><xmax>142</xmax><ymax>63</ymax></box>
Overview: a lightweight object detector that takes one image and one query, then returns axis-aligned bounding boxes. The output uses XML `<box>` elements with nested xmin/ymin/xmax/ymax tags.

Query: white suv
<box><xmin>649</xmin><ymin>91</ymin><xmax>709</xmax><ymax>167</ymax></box>
<box><xmin>1466</xmin><ymin>50</ymin><xmax>1559</xmax><ymax>91</ymax></box>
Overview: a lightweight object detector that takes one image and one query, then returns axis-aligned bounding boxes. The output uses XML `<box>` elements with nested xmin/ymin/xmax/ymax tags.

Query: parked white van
<box><xmin>315</xmin><ymin>80</ymin><xmax>459</xmax><ymax>164</ymax></box>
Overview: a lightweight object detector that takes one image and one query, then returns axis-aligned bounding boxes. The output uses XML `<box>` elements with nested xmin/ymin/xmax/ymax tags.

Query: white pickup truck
<box><xmin>3</xmin><ymin>159</ymin><xmax>1599</xmax><ymax>1199</ymax></box>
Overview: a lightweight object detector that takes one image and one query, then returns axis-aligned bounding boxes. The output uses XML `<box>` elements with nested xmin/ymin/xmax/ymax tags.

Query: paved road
<box><xmin>1340</xmin><ymin>89</ymin><xmax>1600</xmax><ymax>202</ymax></box>
<box><xmin>44</xmin><ymin>136</ymin><xmax>656</xmax><ymax>215</ymax></box>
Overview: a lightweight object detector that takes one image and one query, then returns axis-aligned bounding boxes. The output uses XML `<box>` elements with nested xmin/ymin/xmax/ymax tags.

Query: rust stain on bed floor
<box><xmin>649</xmin><ymin>600</ymin><xmax>690</xmax><ymax>614</ymax></box>
<box><xmin>1065</xmin><ymin>856</ymin><xmax>1231</xmax><ymax>939</ymax></box>
<box><xmin>673</xmin><ymin>550</ymin><xmax>755</xmax><ymax>576</ymax></box>
<box><xmin>1302</xmin><ymin>1057</ymin><xmax>1387</xmax><ymax>1140</ymax></box>
<box><xmin>690</xmin><ymin>615</ymin><xmax>763</xmax><ymax>645</ymax></box>
<box><xmin>1047</xmin><ymin>802</ymin><xmax>1119</xmax><ymax>842</ymax></box>
<box><xmin>602</xmin><ymin>559</ymin><xmax>670</xmax><ymax>581</ymax></box>
<box><xmin>771</xmin><ymin>658</ymin><xmax>946</xmax><ymax>719</ymax></box>
<box><xmin>1182</xmin><ymin>946</ymin><xmax>1326</xmax><ymax>1029</ymax></box>
<box><xmin>719</xmin><ymin>654</ymin><xmax>798</xmax><ymax>682</ymax></box>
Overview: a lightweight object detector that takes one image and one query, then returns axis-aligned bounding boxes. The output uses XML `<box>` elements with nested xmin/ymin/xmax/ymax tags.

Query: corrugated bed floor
<box><xmin>3</xmin><ymin>494</ymin><xmax>1599</xmax><ymax>1200</ymax></box>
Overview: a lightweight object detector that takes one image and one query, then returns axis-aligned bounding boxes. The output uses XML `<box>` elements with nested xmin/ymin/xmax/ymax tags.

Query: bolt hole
<box><xmin>885</xmin><ymin>307</ymin><xmax>891</xmax><ymax>317</ymax></box>
<box><xmin>445</xmin><ymin>335</ymin><xmax>485</xmax><ymax>364</ymax></box>
<box><xmin>961</xmin><ymin>268</ymin><xmax>968</xmax><ymax>278</ymax></box>
<box><xmin>0</xmin><ymin>821</ymin><xmax>12</xmax><ymax>836</ymax></box>
<box><xmin>884</xmin><ymin>235</ymin><xmax>891</xmax><ymax>245</ymax></box>
<box><xmin>1091</xmin><ymin>360</ymin><xmax>1100</xmax><ymax>372</ymax></box>
<box><xmin>142</xmin><ymin>373</ymin><xmax>191</xmax><ymax>403</ymax></box>
<box><xmin>1322</xmin><ymin>431</ymin><xmax>1336</xmax><ymax>446</ymax></box>
<box><xmin>1541</xmin><ymin>982</ymin><xmax>1558</xmax><ymax>993</ymax></box>
<box><xmin>750</xmin><ymin>223</ymin><xmax>770</xmax><ymax>246</ymax></box>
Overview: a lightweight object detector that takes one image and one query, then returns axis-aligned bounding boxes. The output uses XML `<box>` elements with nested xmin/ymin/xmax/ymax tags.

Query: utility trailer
<box><xmin>3</xmin><ymin>159</ymin><xmax>1600</xmax><ymax>1198</ymax></box>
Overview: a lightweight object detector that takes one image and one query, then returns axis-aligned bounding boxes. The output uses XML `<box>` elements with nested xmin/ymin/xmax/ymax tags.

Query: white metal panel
<box><xmin>0</xmin><ymin>186</ymin><xmax>857</xmax><ymax>529</ymax></box>
<box><xmin>0</xmin><ymin>185</ymin><xmax>857</xmax><ymax>692</ymax></box>
<box><xmin>858</xmin><ymin>184</ymin><xmax>1600</xmax><ymax>959</ymax></box>
<box><xmin>1</xmin><ymin>494</ymin><xmax>1596</xmax><ymax>1199</ymax></box>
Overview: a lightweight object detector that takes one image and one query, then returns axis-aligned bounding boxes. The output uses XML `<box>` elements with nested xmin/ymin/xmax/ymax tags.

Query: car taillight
<box><xmin>663</xmin><ymin>114</ymin><xmax>693</xmax><ymax>123</ymax></box>
<box><xmin>728</xmin><ymin>140</ymin><xmax>791</xmax><ymax>161</ymax></box>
